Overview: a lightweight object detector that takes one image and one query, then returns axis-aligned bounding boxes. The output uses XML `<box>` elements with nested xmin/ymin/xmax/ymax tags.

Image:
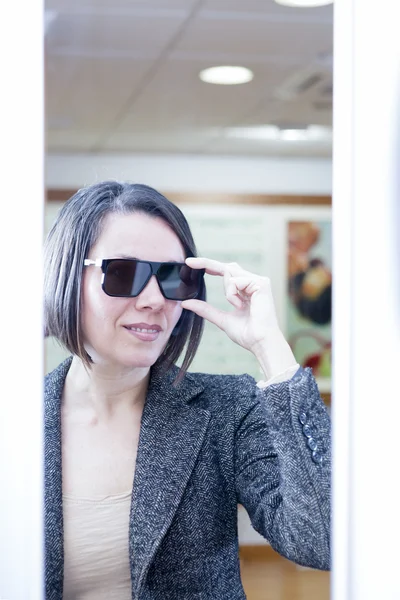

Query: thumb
<box><xmin>181</xmin><ymin>299</ymin><xmax>227</xmax><ymax>330</ymax></box>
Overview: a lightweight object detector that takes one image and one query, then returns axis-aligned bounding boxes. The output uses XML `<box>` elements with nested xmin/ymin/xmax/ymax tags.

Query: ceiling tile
<box><xmin>46</xmin><ymin>130</ymin><xmax>104</xmax><ymax>151</ymax></box>
<box><xmin>101</xmin><ymin>129</ymin><xmax>219</xmax><ymax>153</ymax></box>
<box><xmin>205</xmin><ymin>136</ymin><xmax>332</xmax><ymax>158</ymax></box>
<box><xmin>45</xmin><ymin>10</ymin><xmax>190</xmax><ymax>58</ymax></box>
<box><xmin>248</xmin><ymin>99</ymin><xmax>332</xmax><ymax>128</ymax></box>
<box><xmin>46</xmin><ymin>55</ymin><xmax>154</xmax><ymax>131</ymax></box>
<box><xmin>46</xmin><ymin>0</ymin><xmax>199</xmax><ymax>12</ymax></box>
<box><xmin>201</xmin><ymin>0</ymin><xmax>332</xmax><ymax>20</ymax></box>
<box><xmin>174</xmin><ymin>15</ymin><xmax>332</xmax><ymax>63</ymax></box>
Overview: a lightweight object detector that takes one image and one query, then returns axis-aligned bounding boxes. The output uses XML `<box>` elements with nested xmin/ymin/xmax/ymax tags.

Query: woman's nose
<box><xmin>135</xmin><ymin>275</ymin><xmax>165</xmax><ymax>310</ymax></box>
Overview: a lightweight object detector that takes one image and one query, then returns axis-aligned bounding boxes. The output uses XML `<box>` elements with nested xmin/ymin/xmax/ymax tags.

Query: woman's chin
<box><xmin>118</xmin><ymin>348</ymin><xmax>163</xmax><ymax>369</ymax></box>
<box><xmin>87</xmin><ymin>348</ymin><xmax>161</xmax><ymax>371</ymax></box>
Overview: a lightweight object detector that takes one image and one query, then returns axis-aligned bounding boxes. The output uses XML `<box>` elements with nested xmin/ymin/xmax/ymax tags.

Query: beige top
<box><xmin>62</xmin><ymin>490</ymin><xmax>132</xmax><ymax>600</ymax></box>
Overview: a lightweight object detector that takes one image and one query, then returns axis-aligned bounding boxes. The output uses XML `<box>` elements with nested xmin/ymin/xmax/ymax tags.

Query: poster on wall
<box><xmin>286</xmin><ymin>220</ymin><xmax>332</xmax><ymax>392</ymax></box>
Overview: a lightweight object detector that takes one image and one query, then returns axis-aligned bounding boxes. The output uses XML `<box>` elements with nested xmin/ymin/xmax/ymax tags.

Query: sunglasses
<box><xmin>83</xmin><ymin>258</ymin><xmax>205</xmax><ymax>301</ymax></box>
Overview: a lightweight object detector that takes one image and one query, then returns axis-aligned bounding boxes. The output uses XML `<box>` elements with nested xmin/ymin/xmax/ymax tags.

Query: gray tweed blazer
<box><xmin>44</xmin><ymin>357</ymin><xmax>331</xmax><ymax>600</ymax></box>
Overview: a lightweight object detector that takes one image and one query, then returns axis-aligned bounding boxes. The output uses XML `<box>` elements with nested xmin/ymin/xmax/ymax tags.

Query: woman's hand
<box><xmin>181</xmin><ymin>257</ymin><xmax>297</xmax><ymax>379</ymax></box>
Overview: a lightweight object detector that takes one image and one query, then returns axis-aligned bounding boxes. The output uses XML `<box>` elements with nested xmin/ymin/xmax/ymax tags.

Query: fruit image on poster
<box><xmin>287</xmin><ymin>221</ymin><xmax>332</xmax><ymax>388</ymax></box>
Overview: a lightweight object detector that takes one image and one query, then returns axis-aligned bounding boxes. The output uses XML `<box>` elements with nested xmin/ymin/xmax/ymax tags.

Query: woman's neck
<box><xmin>63</xmin><ymin>356</ymin><xmax>150</xmax><ymax>420</ymax></box>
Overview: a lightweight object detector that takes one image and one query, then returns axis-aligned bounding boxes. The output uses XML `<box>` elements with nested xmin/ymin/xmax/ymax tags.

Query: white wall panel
<box><xmin>0</xmin><ymin>1</ymin><xmax>44</xmax><ymax>599</ymax></box>
<box><xmin>332</xmin><ymin>1</ymin><xmax>400</xmax><ymax>598</ymax></box>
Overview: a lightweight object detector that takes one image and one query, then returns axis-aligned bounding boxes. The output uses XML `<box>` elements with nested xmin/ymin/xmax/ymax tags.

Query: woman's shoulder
<box><xmin>179</xmin><ymin>369</ymin><xmax>270</xmax><ymax>431</ymax></box>
<box><xmin>184</xmin><ymin>369</ymin><xmax>258</xmax><ymax>402</ymax></box>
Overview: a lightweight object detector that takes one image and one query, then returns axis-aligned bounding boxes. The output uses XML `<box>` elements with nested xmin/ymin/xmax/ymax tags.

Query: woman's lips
<box><xmin>123</xmin><ymin>323</ymin><xmax>162</xmax><ymax>342</ymax></box>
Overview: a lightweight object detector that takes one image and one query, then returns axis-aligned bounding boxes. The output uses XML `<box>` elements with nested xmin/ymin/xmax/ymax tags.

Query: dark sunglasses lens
<box><xmin>157</xmin><ymin>263</ymin><xmax>203</xmax><ymax>300</ymax></box>
<box><xmin>104</xmin><ymin>260</ymin><xmax>151</xmax><ymax>296</ymax></box>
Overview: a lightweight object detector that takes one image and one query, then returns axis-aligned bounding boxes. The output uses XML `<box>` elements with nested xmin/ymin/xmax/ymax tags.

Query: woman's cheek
<box><xmin>172</xmin><ymin>303</ymin><xmax>183</xmax><ymax>327</ymax></box>
<box><xmin>162</xmin><ymin>303</ymin><xmax>182</xmax><ymax>338</ymax></box>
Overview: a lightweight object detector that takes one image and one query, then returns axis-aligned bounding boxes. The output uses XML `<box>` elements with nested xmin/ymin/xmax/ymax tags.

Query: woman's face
<box><xmin>81</xmin><ymin>212</ymin><xmax>185</xmax><ymax>369</ymax></box>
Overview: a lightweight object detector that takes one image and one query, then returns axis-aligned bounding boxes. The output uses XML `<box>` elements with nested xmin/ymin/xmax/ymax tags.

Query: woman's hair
<box><xmin>44</xmin><ymin>181</ymin><xmax>205</xmax><ymax>384</ymax></box>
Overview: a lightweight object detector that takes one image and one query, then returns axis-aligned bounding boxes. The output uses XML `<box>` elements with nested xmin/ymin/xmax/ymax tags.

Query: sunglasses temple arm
<box><xmin>84</xmin><ymin>259</ymin><xmax>103</xmax><ymax>267</ymax></box>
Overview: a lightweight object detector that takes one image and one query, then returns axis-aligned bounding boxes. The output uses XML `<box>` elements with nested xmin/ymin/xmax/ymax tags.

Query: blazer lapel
<box><xmin>129</xmin><ymin>365</ymin><xmax>210</xmax><ymax>598</ymax></box>
<box><xmin>44</xmin><ymin>357</ymin><xmax>72</xmax><ymax>600</ymax></box>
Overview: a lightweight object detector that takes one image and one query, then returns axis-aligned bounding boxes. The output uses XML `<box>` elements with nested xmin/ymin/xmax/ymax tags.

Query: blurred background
<box><xmin>44</xmin><ymin>1</ymin><xmax>332</xmax><ymax>598</ymax></box>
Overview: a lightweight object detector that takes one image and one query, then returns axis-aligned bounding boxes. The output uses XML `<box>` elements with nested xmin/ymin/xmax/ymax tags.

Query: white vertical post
<box><xmin>333</xmin><ymin>1</ymin><xmax>400</xmax><ymax>599</ymax></box>
<box><xmin>331</xmin><ymin>1</ymin><xmax>354</xmax><ymax>597</ymax></box>
<box><xmin>0</xmin><ymin>1</ymin><xmax>44</xmax><ymax>599</ymax></box>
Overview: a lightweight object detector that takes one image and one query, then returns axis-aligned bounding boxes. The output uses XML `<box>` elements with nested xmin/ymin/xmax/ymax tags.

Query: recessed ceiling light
<box><xmin>306</xmin><ymin>125</ymin><xmax>332</xmax><ymax>140</ymax></box>
<box><xmin>223</xmin><ymin>125</ymin><xmax>332</xmax><ymax>142</ymax></box>
<box><xmin>280</xmin><ymin>129</ymin><xmax>309</xmax><ymax>141</ymax></box>
<box><xmin>225</xmin><ymin>126</ymin><xmax>280</xmax><ymax>140</ymax></box>
<box><xmin>199</xmin><ymin>66</ymin><xmax>254</xmax><ymax>85</ymax></box>
<box><xmin>274</xmin><ymin>0</ymin><xmax>333</xmax><ymax>6</ymax></box>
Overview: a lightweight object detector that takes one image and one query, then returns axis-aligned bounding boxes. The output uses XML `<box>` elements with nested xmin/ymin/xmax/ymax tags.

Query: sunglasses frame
<box><xmin>83</xmin><ymin>257</ymin><xmax>204</xmax><ymax>301</ymax></box>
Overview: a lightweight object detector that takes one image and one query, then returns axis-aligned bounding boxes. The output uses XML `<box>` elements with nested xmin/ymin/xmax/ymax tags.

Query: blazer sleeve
<box><xmin>234</xmin><ymin>366</ymin><xmax>331</xmax><ymax>570</ymax></box>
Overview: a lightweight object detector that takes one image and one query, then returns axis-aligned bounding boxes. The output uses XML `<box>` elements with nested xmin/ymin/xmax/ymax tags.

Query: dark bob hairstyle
<box><xmin>44</xmin><ymin>181</ymin><xmax>206</xmax><ymax>383</ymax></box>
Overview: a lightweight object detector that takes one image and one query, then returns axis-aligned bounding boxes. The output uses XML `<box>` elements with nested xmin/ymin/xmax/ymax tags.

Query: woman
<box><xmin>44</xmin><ymin>181</ymin><xmax>331</xmax><ymax>600</ymax></box>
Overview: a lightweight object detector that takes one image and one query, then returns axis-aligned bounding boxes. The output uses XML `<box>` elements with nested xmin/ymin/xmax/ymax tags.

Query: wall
<box><xmin>46</xmin><ymin>152</ymin><xmax>332</xmax><ymax>195</ymax></box>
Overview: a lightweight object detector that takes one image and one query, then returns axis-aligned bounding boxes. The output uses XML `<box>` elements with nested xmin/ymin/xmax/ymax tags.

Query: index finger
<box><xmin>185</xmin><ymin>256</ymin><xmax>226</xmax><ymax>276</ymax></box>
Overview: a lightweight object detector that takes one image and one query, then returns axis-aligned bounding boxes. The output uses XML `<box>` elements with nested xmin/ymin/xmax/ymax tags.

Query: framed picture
<box><xmin>286</xmin><ymin>219</ymin><xmax>332</xmax><ymax>393</ymax></box>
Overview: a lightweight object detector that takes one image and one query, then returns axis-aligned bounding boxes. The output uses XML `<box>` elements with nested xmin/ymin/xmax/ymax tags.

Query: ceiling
<box><xmin>45</xmin><ymin>0</ymin><xmax>333</xmax><ymax>158</ymax></box>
